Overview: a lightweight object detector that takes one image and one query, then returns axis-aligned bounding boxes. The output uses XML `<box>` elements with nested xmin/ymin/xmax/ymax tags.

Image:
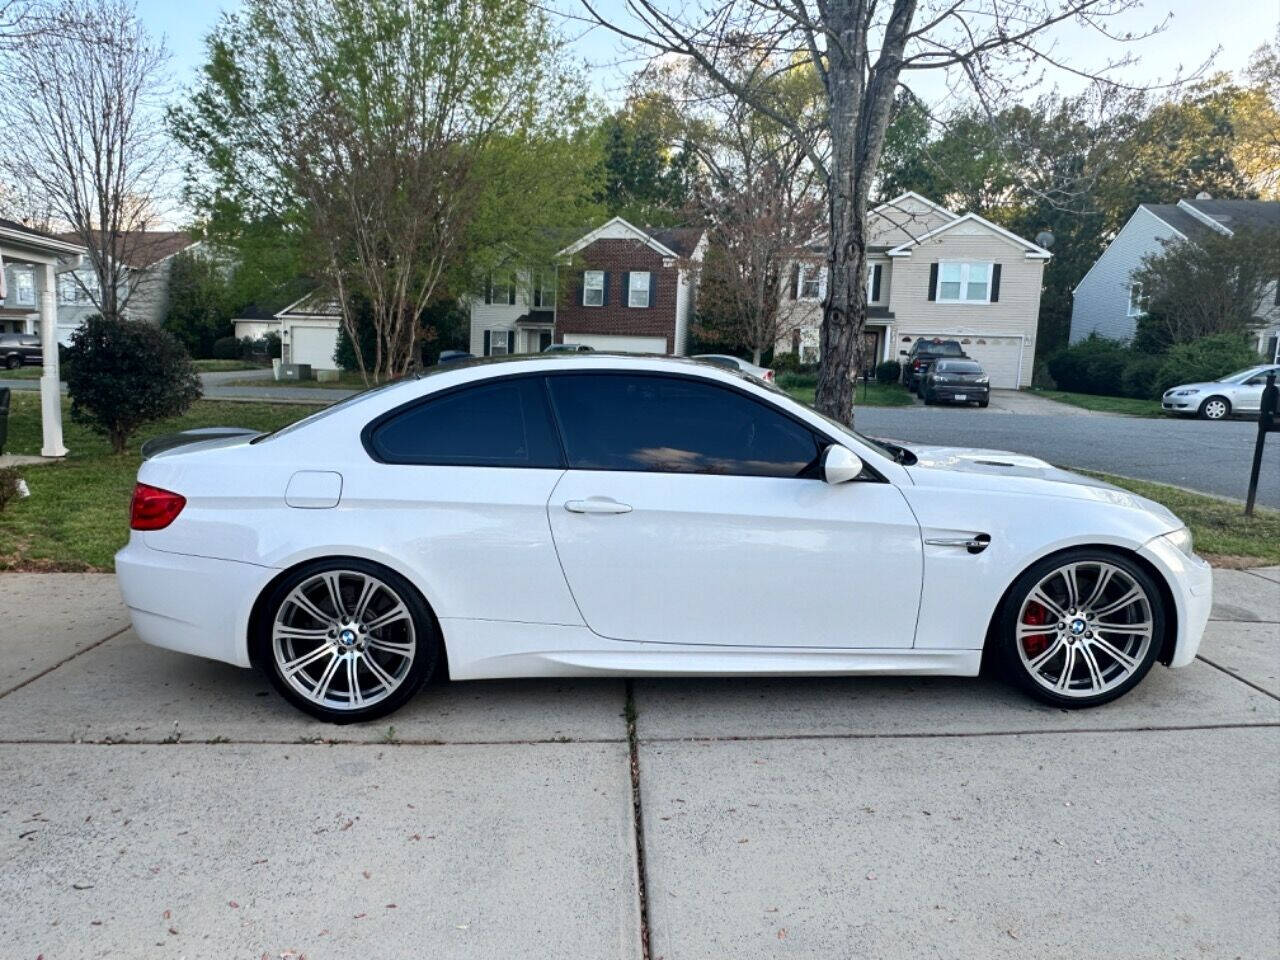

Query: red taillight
<box><xmin>764</xmin><ymin>369</ymin><xmax>775</xmax><ymax>382</ymax></box>
<box><xmin>913</xmin><ymin>359</ymin><xmax>921</xmax><ymax>370</ymax></box>
<box><xmin>130</xmin><ymin>483</ymin><xmax>186</xmax><ymax>531</ymax></box>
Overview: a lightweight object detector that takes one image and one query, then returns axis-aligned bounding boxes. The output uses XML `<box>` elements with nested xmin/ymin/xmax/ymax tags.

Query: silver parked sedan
<box><xmin>1161</xmin><ymin>365</ymin><xmax>1279</xmax><ymax>420</ymax></box>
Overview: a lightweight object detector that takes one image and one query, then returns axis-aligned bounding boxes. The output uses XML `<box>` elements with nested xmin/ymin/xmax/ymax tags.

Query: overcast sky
<box><xmin>143</xmin><ymin>0</ymin><xmax>1278</xmax><ymax>106</ymax></box>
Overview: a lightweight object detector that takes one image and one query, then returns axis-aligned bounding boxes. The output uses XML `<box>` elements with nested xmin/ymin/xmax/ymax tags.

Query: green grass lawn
<box><xmin>1</xmin><ymin>366</ymin><xmax>44</xmax><ymax>379</ymax></box>
<box><xmin>224</xmin><ymin>371</ymin><xmax>374</xmax><ymax>389</ymax></box>
<box><xmin>0</xmin><ymin>393</ymin><xmax>315</xmax><ymax>571</ymax></box>
<box><xmin>782</xmin><ymin>379</ymin><xmax>916</xmax><ymax>408</ymax></box>
<box><xmin>192</xmin><ymin>359</ymin><xmax>268</xmax><ymax>373</ymax></box>
<box><xmin>1034</xmin><ymin>390</ymin><xmax>1164</xmax><ymax>418</ymax></box>
<box><xmin>1080</xmin><ymin>470</ymin><xmax>1280</xmax><ymax>565</ymax></box>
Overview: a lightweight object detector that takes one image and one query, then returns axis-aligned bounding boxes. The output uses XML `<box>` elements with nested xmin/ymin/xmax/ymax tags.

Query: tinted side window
<box><xmin>547</xmin><ymin>374</ymin><xmax>820</xmax><ymax>478</ymax></box>
<box><xmin>368</xmin><ymin>378</ymin><xmax>563</xmax><ymax>467</ymax></box>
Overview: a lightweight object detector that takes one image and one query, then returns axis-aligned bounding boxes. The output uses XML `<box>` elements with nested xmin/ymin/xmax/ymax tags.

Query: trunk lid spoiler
<box><xmin>140</xmin><ymin>427</ymin><xmax>262</xmax><ymax>461</ymax></box>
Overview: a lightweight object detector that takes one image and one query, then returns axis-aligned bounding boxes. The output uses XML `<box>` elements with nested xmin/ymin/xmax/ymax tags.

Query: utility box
<box><xmin>0</xmin><ymin>387</ymin><xmax>9</xmax><ymax>454</ymax></box>
<box><xmin>280</xmin><ymin>363</ymin><xmax>313</xmax><ymax>381</ymax></box>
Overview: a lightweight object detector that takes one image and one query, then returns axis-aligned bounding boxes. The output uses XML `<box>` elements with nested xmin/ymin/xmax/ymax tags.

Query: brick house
<box><xmin>468</xmin><ymin>217</ymin><xmax>707</xmax><ymax>357</ymax></box>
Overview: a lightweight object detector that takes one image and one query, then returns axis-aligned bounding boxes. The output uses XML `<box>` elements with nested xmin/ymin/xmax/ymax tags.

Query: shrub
<box><xmin>264</xmin><ymin>330</ymin><xmax>282</xmax><ymax>360</ymax></box>
<box><xmin>875</xmin><ymin>360</ymin><xmax>901</xmax><ymax>384</ymax></box>
<box><xmin>1155</xmin><ymin>334</ymin><xmax>1262</xmax><ymax>395</ymax></box>
<box><xmin>1046</xmin><ymin>335</ymin><xmax>1131</xmax><ymax>395</ymax></box>
<box><xmin>1120</xmin><ymin>353</ymin><xmax>1165</xmax><ymax>400</ymax></box>
<box><xmin>212</xmin><ymin>335</ymin><xmax>241</xmax><ymax>360</ymax></box>
<box><xmin>63</xmin><ymin>315</ymin><xmax>202</xmax><ymax>453</ymax></box>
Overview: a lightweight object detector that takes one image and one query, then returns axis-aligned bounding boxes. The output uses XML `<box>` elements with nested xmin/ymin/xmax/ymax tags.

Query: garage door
<box><xmin>290</xmin><ymin>324</ymin><xmax>339</xmax><ymax>370</ymax></box>
<box><xmin>563</xmin><ymin>334</ymin><xmax>668</xmax><ymax>354</ymax></box>
<box><xmin>903</xmin><ymin>333</ymin><xmax>1023</xmax><ymax>388</ymax></box>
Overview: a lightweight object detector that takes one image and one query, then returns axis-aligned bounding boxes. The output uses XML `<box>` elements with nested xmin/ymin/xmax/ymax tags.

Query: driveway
<box><xmin>1</xmin><ymin>572</ymin><xmax>1277</xmax><ymax>958</ymax></box>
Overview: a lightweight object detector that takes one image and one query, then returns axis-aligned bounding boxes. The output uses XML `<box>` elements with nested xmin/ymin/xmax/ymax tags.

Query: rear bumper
<box><xmin>115</xmin><ymin>536</ymin><xmax>274</xmax><ymax>668</ymax></box>
<box><xmin>930</xmin><ymin>386</ymin><xmax>989</xmax><ymax>403</ymax></box>
<box><xmin>1138</xmin><ymin>534</ymin><xmax>1213</xmax><ymax>668</ymax></box>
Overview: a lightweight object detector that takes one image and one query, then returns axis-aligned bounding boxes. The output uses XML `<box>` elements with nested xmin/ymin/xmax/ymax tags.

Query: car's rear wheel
<box><xmin>998</xmin><ymin>550</ymin><xmax>1164</xmax><ymax>708</ymax></box>
<box><xmin>256</xmin><ymin>559</ymin><xmax>439</xmax><ymax>723</ymax></box>
<box><xmin>1199</xmin><ymin>396</ymin><xmax>1230</xmax><ymax>420</ymax></box>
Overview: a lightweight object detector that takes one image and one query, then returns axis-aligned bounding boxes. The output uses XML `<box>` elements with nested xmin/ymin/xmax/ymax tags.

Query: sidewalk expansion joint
<box><xmin>1195</xmin><ymin>655</ymin><xmax>1280</xmax><ymax>702</ymax></box>
<box><xmin>624</xmin><ymin>680</ymin><xmax>652</xmax><ymax>960</ymax></box>
<box><xmin>0</xmin><ymin>626</ymin><xmax>130</xmax><ymax>701</ymax></box>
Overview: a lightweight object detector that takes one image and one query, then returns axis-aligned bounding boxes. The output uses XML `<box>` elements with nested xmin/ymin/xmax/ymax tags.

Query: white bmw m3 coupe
<box><xmin>116</xmin><ymin>354</ymin><xmax>1212</xmax><ymax>723</ymax></box>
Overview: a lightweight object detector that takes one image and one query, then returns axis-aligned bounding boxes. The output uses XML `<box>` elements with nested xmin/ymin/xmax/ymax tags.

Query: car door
<box><xmin>1231</xmin><ymin>368</ymin><xmax>1279</xmax><ymax>412</ymax></box>
<box><xmin>544</xmin><ymin>371</ymin><xmax>924</xmax><ymax>649</ymax></box>
<box><xmin>356</xmin><ymin>375</ymin><xmax>579</xmax><ymax>626</ymax></box>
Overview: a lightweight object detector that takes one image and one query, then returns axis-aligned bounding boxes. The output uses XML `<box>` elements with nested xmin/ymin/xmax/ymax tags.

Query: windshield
<box><xmin>796</xmin><ymin>401</ymin><xmax>905</xmax><ymax>462</ymax></box>
<box><xmin>921</xmin><ymin>341</ymin><xmax>964</xmax><ymax>357</ymax></box>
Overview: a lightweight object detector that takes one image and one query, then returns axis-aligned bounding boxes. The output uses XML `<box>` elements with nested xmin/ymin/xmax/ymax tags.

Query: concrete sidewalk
<box><xmin>0</xmin><ymin>569</ymin><xmax>1276</xmax><ymax>958</ymax></box>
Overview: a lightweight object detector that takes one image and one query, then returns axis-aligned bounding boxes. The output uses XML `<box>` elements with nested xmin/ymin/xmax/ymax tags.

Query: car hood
<box><xmin>899</xmin><ymin>443</ymin><xmax>1182</xmax><ymax>527</ymax></box>
<box><xmin>1165</xmin><ymin>381</ymin><xmax>1217</xmax><ymax>393</ymax></box>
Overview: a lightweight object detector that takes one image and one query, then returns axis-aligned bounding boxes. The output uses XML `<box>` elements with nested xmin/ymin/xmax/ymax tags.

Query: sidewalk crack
<box><xmin>625</xmin><ymin>681</ymin><xmax>652</xmax><ymax>960</ymax></box>
<box><xmin>0</xmin><ymin>626</ymin><xmax>128</xmax><ymax>701</ymax></box>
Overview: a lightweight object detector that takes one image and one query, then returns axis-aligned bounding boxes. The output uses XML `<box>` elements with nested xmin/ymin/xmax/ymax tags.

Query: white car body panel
<box><xmin>115</xmin><ymin>354</ymin><xmax>1211</xmax><ymax>686</ymax></box>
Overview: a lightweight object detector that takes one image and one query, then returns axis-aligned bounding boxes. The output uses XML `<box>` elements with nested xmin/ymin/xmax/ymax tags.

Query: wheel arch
<box><xmin>246</xmin><ymin>553</ymin><xmax>452</xmax><ymax>679</ymax></box>
<box><xmin>983</xmin><ymin>543</ymin><xmax>1178</xmax><ymax>667</ymax></box>
<box><xmin>1199</xmin><ymin>394</ymin><xmax>1231</xmax><ymax>418</ymax></box>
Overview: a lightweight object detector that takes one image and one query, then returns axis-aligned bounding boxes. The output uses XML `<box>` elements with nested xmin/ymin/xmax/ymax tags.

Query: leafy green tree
<box><xmin>1133</xmin><ymin>227</ymin><xmax>1280</xmax><ymax>350</ymax></box>
<box><xmin>163</xmin><ymin>251</ymin><xmax>233</xmax><ymax>358</ymax></box>
<box><xmin>64</xmin><ymin>316</ymin><xmax>202</xmax><ymax>453</ymax></box>
<box><xmin>596</xmin><ymin>100</ymin><xmax>697</xmax><ymax>226</ymax></box>
<box><xmin>171</xmin><ymin>0</ymin><xmax>598</xmax><ymax>383</ymax></box>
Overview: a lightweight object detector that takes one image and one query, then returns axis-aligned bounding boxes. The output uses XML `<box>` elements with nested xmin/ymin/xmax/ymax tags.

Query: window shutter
<box><xmin>990</xmin><ymin>264</ymin><xmax>1002</xmax><ymax>303</ymax></box>
<box><xmin>508</xmin><ymin>274</ymin><xmax>517</xmax><ymax>306</ymax></box>
<box><xmin>484</xmin><ymin>275</ymin><xmax>492</xmax><ymax>305</ymax></box>
<box><xmin>789</xmin><ymin>264</ymin><xmax>799</xmax><ymax>300</ymax></box>
<box><xmin>871</xmin><ymin>265</ymin><xmax>882</xmax><ymax>302</ymax></box>
<box><xmin>927</xmin><ymin>263</ymin><xmax>938</xmax><ymax>301</ymax></box>
<box><xmin>602</xmin><ymin>271</ymin><xmax>610</xmax><ymax>306</ymax></box>
<box><xmin>483</xmin><ymin>329</ymin><xmax>491</xmax><ymax>356</ymax></box>
<box><xmin>623</xmin><ymin>272</ymin><xmax>631</xmax><ymax>306</ymax></box>
<box><xmin>1274</xmin><ymin>278</ymin><xmax>1279</xmax><ymax>306</ymax></box>
<box><xmin>648</xmin><ymin>272</ymin><xmax>656</xmax><ymax>307</ymax></box>
<box><xmin>579</xmin><ymin>271</ymin><xmax>586</xmax><ymax>306</ymax></box>
<box><xmin>507</xmin><ymin>330</ymin><xmax>515</xmax><ymax>353</ymax></box>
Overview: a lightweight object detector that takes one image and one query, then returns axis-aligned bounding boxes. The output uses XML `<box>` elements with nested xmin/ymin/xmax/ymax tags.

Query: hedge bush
<box><xmin>212</xmin><ymin>335</ymin><xmax>241</xmax><ymax>360</ymax></box>
<box><xmin>1120</xmin><ymin>352</ymin><xmax>1165</xmax><ymax>400</ymax></box>
<box><xmin>1047</xmin><ymin>335</ymin><xmax>1131</xmax><ymax>396</ymax></box>
<box><xmin>875</xmin><ymin>360</ymin><xmax>901</xmax><ymax>384</ymax></box>
<box><xmin>1154</xmin><ymin>334</ymin><xmax>1262</xmax><ymax>395</ymax></box>
<box><xmin>63</xmin><ymin>315</ymin><xmax>202</xmax><ymax>453</ymax></box>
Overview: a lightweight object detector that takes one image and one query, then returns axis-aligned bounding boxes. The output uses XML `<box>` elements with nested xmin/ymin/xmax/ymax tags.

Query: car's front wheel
<box><xmin>998</xmin><ymin>550</ymin><xmax>1164</xmax><ymax>708</ymax></box>
<box><xmin>255</xmin><ymin>559</ymin><xmax>439</xmax><ymax>723</ymax></box>
<box><xmin>1199</xmin><ymin>396</ymin><xmax>1230</xmax><ymax>420</ymax></box>
<box><xmin>4</xmin><ymin>355</ymin><xmax>19</xmax><ymax>370</ymax></box>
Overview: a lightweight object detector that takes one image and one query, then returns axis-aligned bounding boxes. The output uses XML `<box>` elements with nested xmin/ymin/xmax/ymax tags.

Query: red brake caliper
<box><xmin>1022</xmin><ymin>602</ymin><xmax>1050</xmax><ymax>657</ymax></box>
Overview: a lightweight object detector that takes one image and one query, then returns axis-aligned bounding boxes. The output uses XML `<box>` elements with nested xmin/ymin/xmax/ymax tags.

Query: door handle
<box><xmin>564</xmin><ymin>498</ymin><xmax>633</xmax><ymax>515</ymax></box>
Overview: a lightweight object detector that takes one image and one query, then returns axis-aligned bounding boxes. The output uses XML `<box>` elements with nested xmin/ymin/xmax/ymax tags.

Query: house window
<box><xmin>489</xmin><ymin>329</ymin><xmax>509</xmax><ymax>356</ymax></box>
<box><xmin>1127</xmin><ymin>282</ymin><xmax>1147</xmax><ymax>317</ymax></box>
<box><xmin>798</xmin><ymin>264</ymin><xmax>821</xmax><ymax>300</ymax></box>
<box><xmin>532</xmin><ymin>272</ymin><xmax>554</xmax><ymax>309</ymax></box>
<box><xmin>628</xmin><ymin>271</ymin><xmax>650</xmax><ymax>307</ymax></box>
<box><xmin>583</xmin><ymin>270</ymin><xmax>605</xmax><ymax>307</ymax></box>
<box><xmin>937</xmin><ymin>262</ymin><xmax>991</xmax><ymax>303</ymax></box>
<box><xmin>11</xmin><ymin>268</ymin><xmax>35</xmax><ymax>305</ymax></box>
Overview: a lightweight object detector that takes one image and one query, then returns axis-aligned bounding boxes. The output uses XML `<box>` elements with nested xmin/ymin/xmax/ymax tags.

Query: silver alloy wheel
<box><xmin>271</xmin><ymin>570</ymin><xmax>416</xmax><ymax>711</ymax></box>
<box><xmin>1202</xmin><ymin>398</ymin><xmax>1229</xmax><ymax>420</ymax></box>
<box><xmin>1015</xmin><ymin>560</ymin><xmax>1153</xmax><ymax>699</ymax></box>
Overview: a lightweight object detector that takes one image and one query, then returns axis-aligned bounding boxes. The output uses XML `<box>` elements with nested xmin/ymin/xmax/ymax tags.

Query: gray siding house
<box><xmin>1071</xmin><ymin>197</ymin><xmax>1280</xmax><ymax>361</ymax></box>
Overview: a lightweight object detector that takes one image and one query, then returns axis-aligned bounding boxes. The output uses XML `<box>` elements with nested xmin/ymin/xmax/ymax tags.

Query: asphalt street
<box><xmin>855</xmin><ymin>403</ymin><xmax>1279</xmax><ymax>506</ymax></box>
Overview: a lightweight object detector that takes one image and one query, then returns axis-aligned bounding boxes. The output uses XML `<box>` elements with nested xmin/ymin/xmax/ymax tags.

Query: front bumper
<box><xmin>1138</xmin><ymin>534</ymin><xmax>1213</xmax><ymax>668</ymax></box>
<box><xmin>115</xmin><ymin>535</ymin><xmax>275</xmax><ymax>668</ymax></box>
<box><xmin>1161</xmin><ymin>397</ymin><xmax>1198</xmax><ymax>414</ymax></box>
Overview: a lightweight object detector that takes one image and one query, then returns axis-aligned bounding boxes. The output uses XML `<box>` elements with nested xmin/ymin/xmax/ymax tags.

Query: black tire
<box><xmin>923</xmin><ymin>390</ymin><xmax>935</xmax><ymax>405</ymax></box>
<box><xmin>978</xmin><ymin>399</ymin><xmax>989</xmax><ymax>408</ymax></box>
<box><xmin>1198</xmin><ymin>396</ymin><xmax>1230</xmax><ymax>420</ymax></box>
<box><xmin>253</xmin><ymin>557</ymin><xmax>440</xmax><ymax>724</ymax></box>
<box><xmin>996</xmin><ymin>548</ymin><xmax>1165</xmax><ymax>709</ymax></box>
<box><xmin>4</xmin><ymin>355</ymin><xmax>19</xmax><ymax>370</ymax></box>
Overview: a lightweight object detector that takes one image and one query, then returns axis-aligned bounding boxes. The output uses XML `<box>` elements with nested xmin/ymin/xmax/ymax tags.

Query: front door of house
<box><xmin>539</xmin><ymin>330</ymin><xmax>553</xmax><ymax>352</ymax></box>
<box><xmin>860</xmin><ymin>329</ymin><xmax>882</xmax><ymax>375</ymax></box>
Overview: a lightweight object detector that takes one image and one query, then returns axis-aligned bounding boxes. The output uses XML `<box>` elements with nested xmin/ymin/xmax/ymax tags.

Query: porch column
<box><xmin>38</xmin><ymin>261</ymin><xmax>67</xmax><ymax>458</ymax></box>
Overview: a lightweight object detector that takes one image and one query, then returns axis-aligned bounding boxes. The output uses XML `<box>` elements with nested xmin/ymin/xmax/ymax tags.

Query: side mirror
<box><xmin>821</xmin><ymin>444</ymin><xmax>865</xmax><ymax>485</ymax></box>
<box><xmin>898</xmin><ymin>350</ymin><xmax>908</xmax><ymax>356</ymax></box>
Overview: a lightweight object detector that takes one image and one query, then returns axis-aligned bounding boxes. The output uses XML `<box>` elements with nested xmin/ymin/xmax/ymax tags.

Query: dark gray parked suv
<box><xmin>0</xmin><ymin>333</ymin><xmax>42</xmax><ymax>370</ymax></box>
